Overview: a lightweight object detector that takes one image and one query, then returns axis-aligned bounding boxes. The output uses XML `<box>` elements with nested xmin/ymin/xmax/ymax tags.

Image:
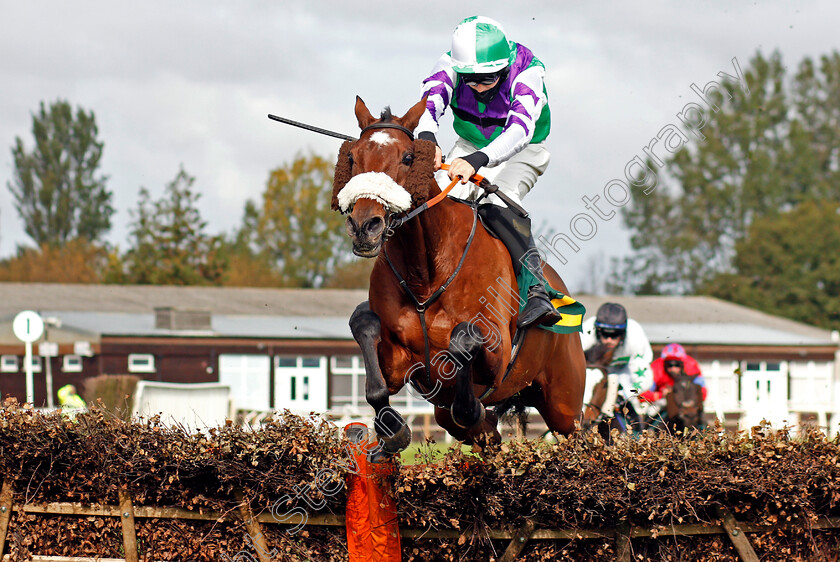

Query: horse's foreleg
<box><xmin>349</xmin><ymin>302</ymin><xmax>411</xmax><ymax>454</ymax></box>
<box><xmin>447</xmin><ymin>322</ymin><xmax>501</xmax><ymax>444</ymax></box>
<box><xmin>448</xmin><ymin>322</ymin><xmax>484</xmax><ymax>428</ymax></box>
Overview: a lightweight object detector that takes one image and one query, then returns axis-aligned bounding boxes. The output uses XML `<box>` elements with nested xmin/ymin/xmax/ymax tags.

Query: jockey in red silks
<box><xmin>640</xmin><ymin>343</ymin><xmax>708</xmax><ymax>404</ymax></box>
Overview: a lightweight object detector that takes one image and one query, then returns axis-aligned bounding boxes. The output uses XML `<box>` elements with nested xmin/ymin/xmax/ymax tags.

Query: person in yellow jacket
<box><xmin>57</xmin><ymin>384</ymin><xmax>86</xmax><ymax>410</ymax></box>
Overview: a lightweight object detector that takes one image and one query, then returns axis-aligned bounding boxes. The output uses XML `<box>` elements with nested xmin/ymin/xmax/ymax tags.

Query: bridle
<box><xmin>359</xmin><ymin>121</ymin><xmax>415</xmax><ymax>140</ymax></box>
<box><xmin>354</xmin><ymin>122</ymin><xmax>518</xmax><ymax>407</ymax></box>
<box><xmin>354</xmin><ymin>123</ymin><xmax>482</xmax><ymax>400</ymax></box>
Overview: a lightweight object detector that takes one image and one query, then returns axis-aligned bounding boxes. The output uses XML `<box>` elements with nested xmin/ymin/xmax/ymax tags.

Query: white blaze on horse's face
<box><xmin>336</xmin><ymin>172</ymin><xmax>412</xmax><ymax>214</ymax></box>
<box><xmin>369</xmin><ymin>131</ymin><xmax>398</xmax><ymax>146</ymax></box>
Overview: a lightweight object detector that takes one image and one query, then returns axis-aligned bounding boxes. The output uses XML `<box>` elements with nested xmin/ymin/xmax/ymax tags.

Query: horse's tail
<box><xmin>494</xmin><ymin>395</ymin><xmax>529</xmax><ymax>434</ymax></box>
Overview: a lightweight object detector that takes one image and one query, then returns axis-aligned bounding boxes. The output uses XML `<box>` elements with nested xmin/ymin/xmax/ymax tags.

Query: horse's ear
<box><xmin>400</xmin><ymin>96</ymin><xmax>428</xmax><ymax>132</ymax></box>
<box><xmin>354</xmin><ymin>96</ymin><xmax>376</xmax><ymax>129</ymax></box>
<box><xmin>403</xmin><ymin>138</ymin><xmax>436</xmax><ymax>207</ymax></box>
<box><xmin>332</xmin><ymin>140</ymin><xmax>354</xmax><ymax>211</ymax></box>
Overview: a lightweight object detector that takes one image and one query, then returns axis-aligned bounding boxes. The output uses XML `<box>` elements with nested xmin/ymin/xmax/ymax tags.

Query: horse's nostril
<box><xmin>346</xmin><ymin>216</ymin><xmax>358</xmax><ymax>236</ymax></box>
<box><xmin>365</xmin><ymin>217</ymin><xmax>384</xmax><ymax>234</ymax></box>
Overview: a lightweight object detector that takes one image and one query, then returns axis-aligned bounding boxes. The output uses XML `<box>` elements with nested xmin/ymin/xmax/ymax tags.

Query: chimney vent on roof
<box><xmin>154</xmin><ymin>307</ymin><xmax>212</xmax><ymax>331</ymax></box>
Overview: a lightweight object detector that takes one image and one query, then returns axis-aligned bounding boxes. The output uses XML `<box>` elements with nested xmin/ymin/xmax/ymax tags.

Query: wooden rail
<box><xmin>0</xmin><ymin>482</ymin><xmax>837</xmax><ymax>561</ymax></box>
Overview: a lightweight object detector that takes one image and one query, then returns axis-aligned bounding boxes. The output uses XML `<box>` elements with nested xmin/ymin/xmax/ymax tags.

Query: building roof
<box><xmin>34</xmin><ymin>311</ymin><xmax>354</xmax><ymax>340</ymax></box>
<box><xmin>0</xmin><ymin>283</ymin><xmax>835</xmax><ymax>347</ymax></box>
<box><xmin>0</xmin><ymin>283</ymin><xmax>368</xmax><ymax>317</ymax></box>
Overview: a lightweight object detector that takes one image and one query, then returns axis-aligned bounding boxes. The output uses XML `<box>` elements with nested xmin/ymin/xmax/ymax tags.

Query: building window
<box><xmin>24</xmin><ymin>355</ymin><xmax>42</xmax><ymax>373</ymax></box>
<box><xmin>63</xmin><ymin>355</ymin><xmax>83</xmax><ymax>373</ymax></box>
<box><xmin>128</xmin><ymin>354</ymin><xmax>156</xmax><ymax>373</ymax></box>
<box><xmin>330</xmin><ymin>355</ymin><xmax>365</xmax><ymax>411</ymax></box>
<box><xmin>0</xmin><ymin>356</ymin><xmax>18</xmax><ymax>373</ymax></box>
<box><xmin>328</xmin><ymin>355</ymin><xmax>430</xmax><ymax>413</ymax></box>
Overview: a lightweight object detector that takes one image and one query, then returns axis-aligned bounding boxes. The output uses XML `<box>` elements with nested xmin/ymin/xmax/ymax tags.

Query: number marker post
<box><xmin>12</xmin><ymin>311</ymin><xmax>44</xmax><ymax>404</ymax></box>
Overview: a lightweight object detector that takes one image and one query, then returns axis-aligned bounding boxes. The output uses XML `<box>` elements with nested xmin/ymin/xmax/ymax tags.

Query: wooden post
<box><xmin>118</xmin><ymin>489</ymin><xmax>139</xmax><ymax>562</ymax></box>
<box><xmin>716</xmin><ymin>506</ymin><xmax>759</xmax><ymax>562</ymax></box>
<box><xmin>235</xmin><ymin>490</ymin><xmax>273</xmax><ymax>562</ymax></box>
<box><xmin>500</xmin><ymin>519</ymin><xmax>535</xmax><ymax>562</ymax></box>
<box><xmin>0</xmin><ymin>481</ymin><xmax>14</xmax><ymax>558</ymax></box>
<box><xmin>615</xmin><ymin>521</ymin><xmax>632</xmax><ymax>562</ymax></box>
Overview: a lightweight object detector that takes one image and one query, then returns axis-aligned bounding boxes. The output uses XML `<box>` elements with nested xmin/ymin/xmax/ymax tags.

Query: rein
<box><xmin>388</xmin><ymin>169</ymin><xmax>461</xmax><ymax>232</ymax></box>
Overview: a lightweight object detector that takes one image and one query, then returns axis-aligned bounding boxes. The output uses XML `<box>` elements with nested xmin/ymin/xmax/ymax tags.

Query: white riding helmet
<box><xmin>450</xmin><ymin>16</ymin><xmax>514</xmax><ymax>74</ymax></box>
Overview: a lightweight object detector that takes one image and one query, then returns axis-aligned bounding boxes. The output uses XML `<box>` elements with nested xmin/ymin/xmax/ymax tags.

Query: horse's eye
<box><xmin>401</xmin><ymin>152</ymin><xmax>414</xmax><ymax>166</ymax></box>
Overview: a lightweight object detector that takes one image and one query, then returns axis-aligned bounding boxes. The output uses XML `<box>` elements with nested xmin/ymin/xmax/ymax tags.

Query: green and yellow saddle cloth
<box><xmin>517</xmin><ymin>266</ymin><xmax>585</xmax><ymax>334</ymax></box>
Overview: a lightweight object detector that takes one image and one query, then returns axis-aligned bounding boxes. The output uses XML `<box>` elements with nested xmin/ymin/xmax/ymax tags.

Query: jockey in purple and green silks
<box><xmin>415</xmin><ymin>16</ymin><xmax>559</xmax><ymax>331</ymax></box>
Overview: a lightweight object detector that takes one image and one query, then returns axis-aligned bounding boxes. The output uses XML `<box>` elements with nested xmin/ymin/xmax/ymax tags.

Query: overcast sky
<box><xmin>1</xmin><ymin>1</ymin><xmax>837</xmax><ymax>290</ymax></box>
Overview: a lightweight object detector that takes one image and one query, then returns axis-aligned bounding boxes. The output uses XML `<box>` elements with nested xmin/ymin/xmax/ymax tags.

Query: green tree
<box><xmin>8</xmin><ymin>100</ymin><xmax>114</xmax><ymax>246</ymax></box>
<box><xmin>237</xmin><ymin>153</ymin><xmax>351</xmax><ymax>287</ymax></box>
<box><xmin>621</xmin><ymin>51</ymin><xmax>840</xmax><ymax>294</ymax></box>
<box><xmin>702</xmin><ymin>200</ymin><xmax>840</xmax><ymax>331</ymax></box>
<box><xmin>122</xmin><ymin>166</ymin><xmax>227</xmax><ymax>285</ymax></box>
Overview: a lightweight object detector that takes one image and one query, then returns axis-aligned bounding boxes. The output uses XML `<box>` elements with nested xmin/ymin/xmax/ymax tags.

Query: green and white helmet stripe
<box><xmin>450</xmin><ymin>16</ymin><xmax>514</xmax><ymax>74</ymax></box>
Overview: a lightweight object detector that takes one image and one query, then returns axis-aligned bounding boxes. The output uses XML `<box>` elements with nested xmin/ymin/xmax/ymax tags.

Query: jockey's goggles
<box><xmin>664</xmin><ymin>360</ymin><xmax>683</xmax><ymax>369</ymax></box>
<box><xmin>461</xmin><ymin>71</ymin><xmax>504</xmax><ymax>86</ymax></box>
<box><xmin>596</xmin><ymin>328</ymin><xmax>625</xmax><ymax>340</ymax></box>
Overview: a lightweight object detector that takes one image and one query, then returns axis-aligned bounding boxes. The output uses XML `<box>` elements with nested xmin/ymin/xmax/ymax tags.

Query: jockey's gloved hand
<box><xmin>461</xmin><ymin>151</ymin><xmax>489</xmax><ymax>171</ymax></box>
<box><xmin>448</xmin><ymin>152</ymin><xmax>489</xmax><ymax>184</ymax></box>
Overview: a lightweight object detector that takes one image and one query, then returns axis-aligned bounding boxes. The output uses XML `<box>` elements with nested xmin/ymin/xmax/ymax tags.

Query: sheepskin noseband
<box><xmin>336</xmin><ymin>172</ymin><xmax>412</xmax><ymax>213</ymax></box>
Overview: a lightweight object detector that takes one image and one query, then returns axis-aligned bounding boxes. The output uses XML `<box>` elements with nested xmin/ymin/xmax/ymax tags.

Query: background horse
<box><xmin>580</xmin><ymin>342</ymin><xmax>623</xmax><ymax>441</ymax></box>
<box><xmin>664</xmin><ymin>372</ymin><xmax>705</xmax><ymax>434</ymax></box>
<box><xmin>331</xmin><ymin>96</ymin><xmax>586</xmax><ymax>453</ymax></box>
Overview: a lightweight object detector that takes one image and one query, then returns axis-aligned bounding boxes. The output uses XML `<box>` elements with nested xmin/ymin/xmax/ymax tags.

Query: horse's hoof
<box><xmin>378</xmin><ymin>423</ymin><xmax>411</xmax><ymax>454</ymax></box>
<box><xmin>368</xmin><ymin>448</ymin><xmax>392</xmax><ymax>464</ymax></box>
<box><xmin>452</xmin><ymin>402</ymin><xmax>486</xmax><ymax>430</ymax></box>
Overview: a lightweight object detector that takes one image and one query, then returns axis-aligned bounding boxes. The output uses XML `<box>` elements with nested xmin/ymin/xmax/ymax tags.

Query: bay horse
<box><xmin>663</xmin><ymin>372</ymin><xmax>705</xmax><ymax>434</ymax></box>
<box><xmin>331</xmin><ymin>96</ymin><xmax>585</xmax><ymax>453</ymax></box>
<box><xmin>580</xmin><ymin>341</ymin><xmax>622</xmax><ymax>441</ymax></box>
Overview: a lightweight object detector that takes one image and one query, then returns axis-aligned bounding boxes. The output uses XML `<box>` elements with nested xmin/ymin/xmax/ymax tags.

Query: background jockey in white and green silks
<box><xmin>57</xmin><ymin>384</ymin><xmax>87</xmax><ymax>410</ymax></box>
<box><xmin>580</xmin><ymin>303</ymin><xmax>654</xmax><ymax>427</ymax></box>
<box><xmin>416</xmin><ymin>15</ymin><xmax>559</xmax><ymax>330</ymax></box>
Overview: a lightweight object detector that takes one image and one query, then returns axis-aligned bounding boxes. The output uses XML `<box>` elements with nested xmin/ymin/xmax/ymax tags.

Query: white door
<box><xmin>274</xmin><ymin>356</ymin><xmax>327</xmax><ymax>413</ymax></box>
<box><xmin>218</xmin><ymin>354</ymin><xmax>271</xmax><ymax>411</ymax></box>
<box><xmin>740</xmin><ymin>361</ymin><xmax>789</xmax><ymax>429</ymax></box>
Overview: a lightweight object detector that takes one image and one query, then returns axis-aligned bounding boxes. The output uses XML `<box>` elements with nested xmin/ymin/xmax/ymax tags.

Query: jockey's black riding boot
<box><xmin>518</xmin><ymin>250</ymin><xmax>562</xmax><ymax>328</ymax></box>
<box><xmin>477</xmin><ymin>204</ymin><xmax>562</xmax><ymax>329</ymax></box>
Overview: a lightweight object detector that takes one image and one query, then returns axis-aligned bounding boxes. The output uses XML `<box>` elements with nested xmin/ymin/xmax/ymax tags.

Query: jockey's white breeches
<box><xmin>438</xmin><ymin>138</ymin><xmax>550</xmax><ymax>207</ymax></box>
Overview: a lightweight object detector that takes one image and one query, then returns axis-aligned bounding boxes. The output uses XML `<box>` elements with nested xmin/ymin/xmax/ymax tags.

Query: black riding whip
<box><xmin>267</xmin><ymin>114</ymin><xmax>356</xmax><ymax>141</ymax></box>
<box><xmin>268</xmin><ymin>113</ymin><xmax>528</xmax><ymax>217</ymax></box>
